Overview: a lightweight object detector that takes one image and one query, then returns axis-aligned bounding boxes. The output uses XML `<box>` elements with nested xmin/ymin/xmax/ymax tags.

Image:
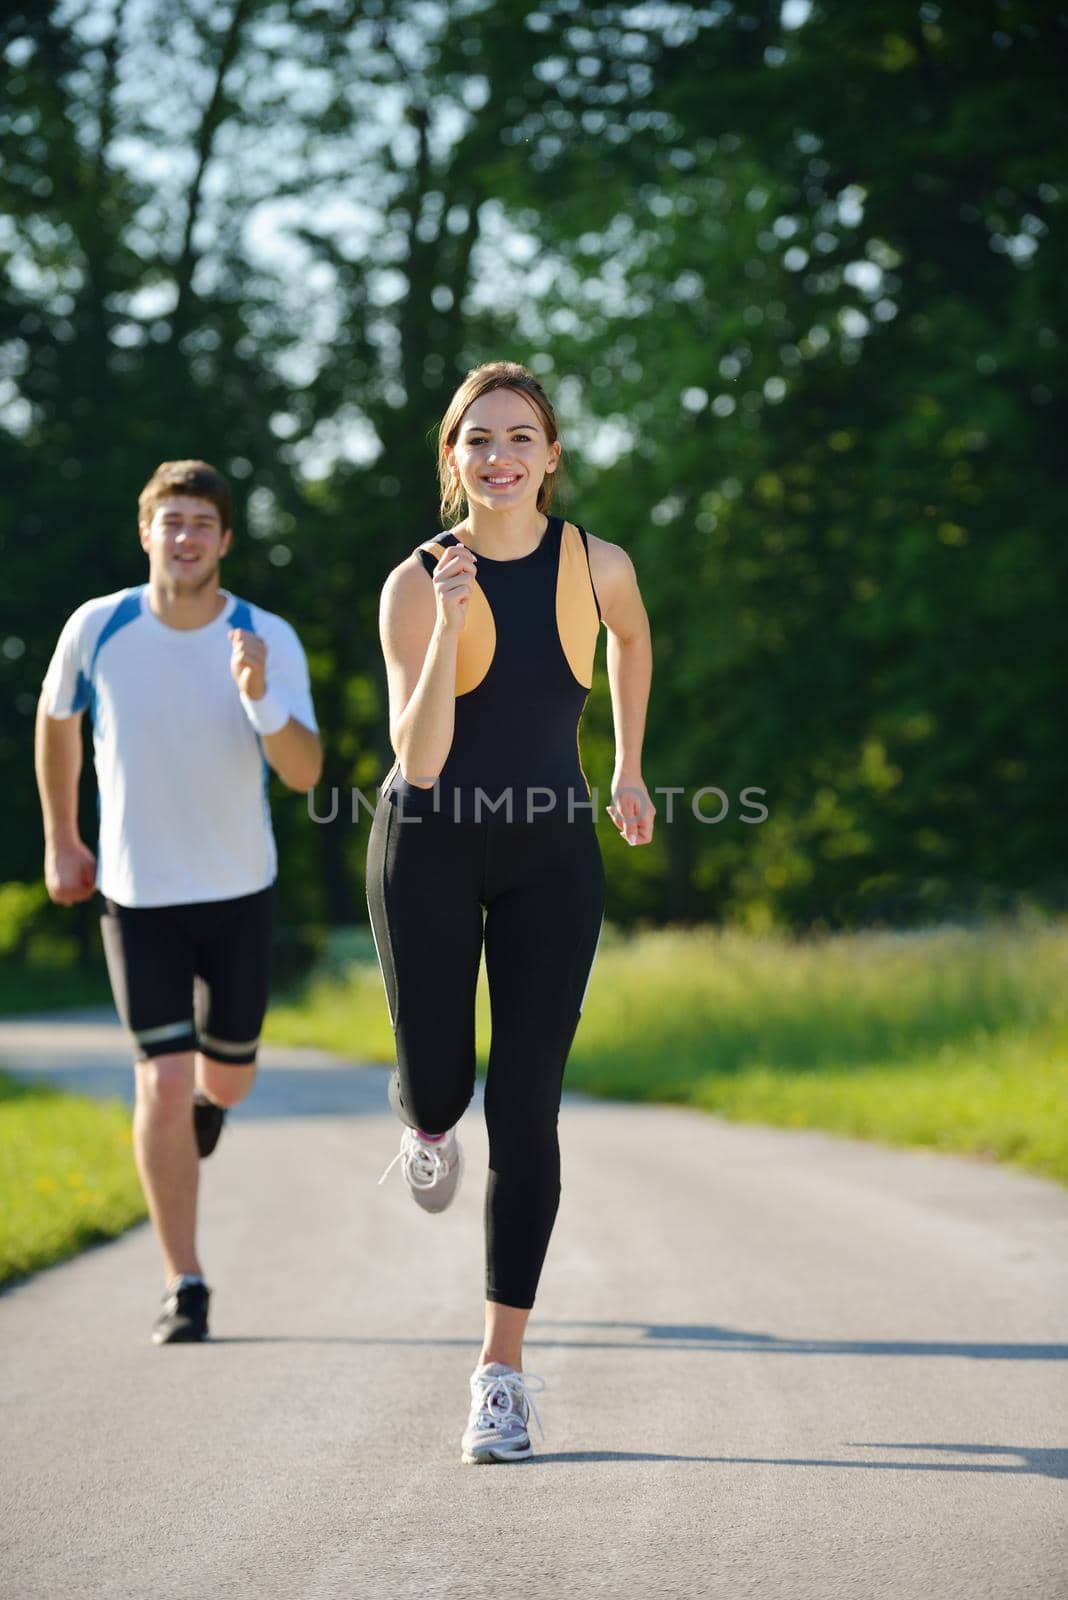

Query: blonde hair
<box><xmin>437</xmin><ymin>361</ymin><xmax>561</xmax><ymax>525</ymax></box>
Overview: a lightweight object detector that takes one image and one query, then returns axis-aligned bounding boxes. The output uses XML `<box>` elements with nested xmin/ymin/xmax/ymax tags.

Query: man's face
<box><xmin>139</xmin><ymin>496</ymin><xmax>232</xmax><ymax>592</ymax></box>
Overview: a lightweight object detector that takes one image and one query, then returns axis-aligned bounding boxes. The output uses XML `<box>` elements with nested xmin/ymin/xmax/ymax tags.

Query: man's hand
<box><xmin>44</xmin><ymin>837</ymin><xmax>97</xmax><ymax>905</ymax></box>
<box><xmin>229</xmin><ymin>628</ymin><xmax>267</xmax><ymax>699</ymax></box>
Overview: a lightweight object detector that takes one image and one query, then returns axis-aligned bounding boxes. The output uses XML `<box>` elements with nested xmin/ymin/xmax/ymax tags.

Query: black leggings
<box><xmin>365</xmin><ymin>803</ymin><xmax>605</xmax><ymax>1309</ymax></box>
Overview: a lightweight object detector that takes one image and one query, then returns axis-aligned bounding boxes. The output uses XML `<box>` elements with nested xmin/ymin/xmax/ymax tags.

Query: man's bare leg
<box><xmin>133</xmin><ymin>1051</ymin><xmax>200</xmax><ymax>1282</ymax></box>
<box><xmin>195</xmin><ymin>1056</ymin><xmax>257</xmax><ymax>1111</ymax></box>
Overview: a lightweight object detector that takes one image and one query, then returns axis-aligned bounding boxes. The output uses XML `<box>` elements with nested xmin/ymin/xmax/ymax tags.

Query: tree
<box><xmin>525</xmin><ymin>0</ymin><xmax>1067</xmax><ymax>924</ymax></box>
<box><xmin>3</xmin><ymin>0</ymin><xmax>1063</xmax><ymax>938</ymax></box>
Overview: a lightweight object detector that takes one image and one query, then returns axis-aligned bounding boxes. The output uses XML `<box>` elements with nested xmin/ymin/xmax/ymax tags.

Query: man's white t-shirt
<box><xmin>41</xmin><ymin>586</ymin><xmax>318</xmax><ymax>909</ymax></box>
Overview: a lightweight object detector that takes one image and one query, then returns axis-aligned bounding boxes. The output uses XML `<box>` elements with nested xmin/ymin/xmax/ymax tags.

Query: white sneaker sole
<box><xmin>461</xmin><ymin>1439</ymin><xmax>533</xmax><ymax>1465</ymax></box>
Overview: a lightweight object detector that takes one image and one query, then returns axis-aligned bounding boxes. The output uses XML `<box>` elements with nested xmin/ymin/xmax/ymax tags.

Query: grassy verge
<box><xmin>0</xmin><ymin>1071</ymin><xmax>145</xmax><ymax>1287</ymax></box>
<box><xmin>266</xmin><ymin>917</ymin><xmax>1068</xmax><ymax>1186</ymax></box>
<box><xmin>0</xmin><ymin>964</ymin><xmax>112</xmax><ymax>1018</ymax></box>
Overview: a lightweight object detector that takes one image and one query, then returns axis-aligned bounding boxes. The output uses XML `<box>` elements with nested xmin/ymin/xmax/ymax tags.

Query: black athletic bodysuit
<box><xmin>366</xmin><ymin>514</ymin><xmax>606</xmax><ymax>1308</ymax></box>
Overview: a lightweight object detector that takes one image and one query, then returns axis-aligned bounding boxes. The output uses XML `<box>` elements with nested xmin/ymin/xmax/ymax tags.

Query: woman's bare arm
<box><xmin>379</xmin><ymin>543</ymin><xmax>477</xmax><ymax>787</ymax></box>
<box><xmin>588</xmin><ymin>536</ymin><xmax>655</xmax><ymax>845</ymax></box>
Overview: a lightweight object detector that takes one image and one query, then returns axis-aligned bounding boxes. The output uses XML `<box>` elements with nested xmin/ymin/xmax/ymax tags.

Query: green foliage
<box><xmin>1</xmin><ymin>2</ymin><xmax>1063</xmax><ymax>929</ymax></box>
<box><xmin>0</xmin><ymin>961</ymin><xmax>111</xmax><ymax>1017</ymax></box>
<box><xmin>536</xmin><ymin>1</ymin><xmax>1066</xmax><ymax>924</ymax></box>
<box><xmin>0</xmin><ymin>881</ymin><xmax>49</xmax><ymax>955</ymax></box>
<box><xmin>0</xmin><ymin>880</ymin><xmax>85</xmax><ymax>966</ymax></box>
<box><xmin>0</xmin><ymin>1070</ymin><xmax>145</xmax><ymax>1285</ymax></box>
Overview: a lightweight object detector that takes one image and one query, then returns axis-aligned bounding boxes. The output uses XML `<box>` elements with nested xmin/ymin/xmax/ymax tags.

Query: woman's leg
<box><xmin>366</xmin><ymin>803</ymin><xmax>485</xmax><ymax>1137</ymax></box>
<box><xmin>480</xmin><ymin>820</ymin><xmax>605</xmax><ymax>1326</ymax></box>
<box><xmin>480</xmin><ymin>1301</ymin><xmax>530</xmax><ymax>1369</ymax></box>
<box><xmin>460</xmin><ymin>822</ymin><xmax>603</xmax><ymax>1464</ymax></box>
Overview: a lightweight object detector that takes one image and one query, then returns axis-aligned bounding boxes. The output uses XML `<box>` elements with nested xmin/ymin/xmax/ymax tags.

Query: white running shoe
<box><xmin>461</xmin><ymin>1362</ymin><xmax>546</xmax><ymax>1465</ymax></box>
<box><xmin>378</xmin><ymin>1126</ymin><xmax>463</xmax><ymax>1213</ymax></box>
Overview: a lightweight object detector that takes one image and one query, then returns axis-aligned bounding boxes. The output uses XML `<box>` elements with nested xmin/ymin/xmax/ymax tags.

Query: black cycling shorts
<box><xmin>100</xmin><ymin>884</ymin><xmax>275</xmax><ymax>1065</ymax></box>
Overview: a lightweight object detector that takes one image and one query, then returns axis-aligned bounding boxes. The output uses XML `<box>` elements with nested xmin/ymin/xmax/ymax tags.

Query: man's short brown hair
<box><xmin>138</xmin><ymin>460</ymin><xmax>233</xmax><ymax>530</ymax></box>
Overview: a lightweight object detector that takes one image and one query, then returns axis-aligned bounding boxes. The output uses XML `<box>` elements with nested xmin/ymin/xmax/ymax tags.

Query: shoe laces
<box><xmin>471</xmin><ymin>1367</ymin><xmax>546</xmax><ymax>1440</ymax></box>
<box><xmin>378</xmin><ymin>1129</ymin><xmax>453</xmax><ymax>1189</ymax></box>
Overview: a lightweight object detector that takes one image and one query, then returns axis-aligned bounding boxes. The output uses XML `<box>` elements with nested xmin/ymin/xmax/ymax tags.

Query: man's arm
<box><xmin>34</xmin><ymin>699</ymin><xmax>97</xmax><ymax>904</ymax></box>
<box><xmin>259</xmin><ymin>716</ymin><xmax>323</xmax><ymax>793</ymax></box>
<box><xmin>229</xmin><ymin>626</ymin><xmax>323</xmax><ymax>792</ymax></box>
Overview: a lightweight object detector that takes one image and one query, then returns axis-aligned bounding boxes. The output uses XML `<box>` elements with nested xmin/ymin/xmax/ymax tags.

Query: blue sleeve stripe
<box><xmin>89</xmin><ymin>587</ymin><xmax>145</xmax><ymax>677</ymax></box>
<box><xmin>229</xmin><ymin>597</ymin><xmax>255</xmax><ymax>633</ymax></box>
<box><xmin>70</xmin><ymin>669</ymin><xmax>92</xmax><ymax>715</ymax></box>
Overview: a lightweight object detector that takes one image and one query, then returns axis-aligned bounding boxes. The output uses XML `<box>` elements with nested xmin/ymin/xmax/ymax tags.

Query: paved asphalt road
<box><xmin>1</xmin><ymin>1012</ymin><xmax>1066</xmax><ymax>1600</ymax></box>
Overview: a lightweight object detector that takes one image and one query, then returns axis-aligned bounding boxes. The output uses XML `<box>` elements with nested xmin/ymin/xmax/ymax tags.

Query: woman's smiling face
<box><xmin>446</xmin><ymin>387</ymin><xmax>561</xmax><ymax>515</ymax></box>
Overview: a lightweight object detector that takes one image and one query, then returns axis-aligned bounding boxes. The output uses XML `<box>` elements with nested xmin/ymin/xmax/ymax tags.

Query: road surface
<box><xmin>1</xmin><ymin>1012</ymin><xmax>1066</xmax><ymax>1600</ymax></box>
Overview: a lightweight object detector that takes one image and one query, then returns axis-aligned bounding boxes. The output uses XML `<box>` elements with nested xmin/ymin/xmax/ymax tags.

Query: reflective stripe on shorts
<box><xmin>198</xmin><ymin>1031</ymin><xmax>261</xmax><ymax>1060</ymax></box>
<box><xmin>134</xmin><ymin>1020</ymin><xmax>195</xmax><ymax>1047</ymax></box>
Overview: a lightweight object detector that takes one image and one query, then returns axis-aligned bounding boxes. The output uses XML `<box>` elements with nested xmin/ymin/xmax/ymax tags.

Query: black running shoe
<box><xmin>151</xmin><ymin>1278</ymin><xmax>210</xmax><ymax>1344</ymax></box>
<box><xmin>193</xmin><ymin>1097</ymin><xmax>226</xmax><ymax>1158</ymax></box>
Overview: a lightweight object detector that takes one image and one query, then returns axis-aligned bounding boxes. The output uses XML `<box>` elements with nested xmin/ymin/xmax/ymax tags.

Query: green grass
<box><xmin>266</xmin><ymin>939</ymin><xmax>399</xmax><ymax>1061</ymax></box>
<box><xmin>266</xmin><ymin>916</ymin><xmax>1068</xmax><ymax>1185</ymax></box>
<box><xmin>0</xmin><ymin>963</ymin><xmax>111</xmax><ymax>1018</ymax></box>
<box><xmin>0</xmin><ymin>1071</ymin><xmax>145</xmax><ymax>1287</ymax></box>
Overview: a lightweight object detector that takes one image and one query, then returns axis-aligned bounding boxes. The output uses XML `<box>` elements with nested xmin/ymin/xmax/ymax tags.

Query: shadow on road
<box><xmin>844</xmin><ymin>1443</ymin><xmax>1068</xmax><ymax>1479</ymax></box>
<box><xmin>530</xmin><ymin>1319</ymin><xmax>1068</xmax><ymax>1362</ymax></box>
<box><xmin>527</xmin><ymin>1445</ymin><xmax>1068</xmax><ymax>1477</ymax></box>
<box><xmin>523</xmin><ymin>1451</ymin><xmax>726</xmax><ymax>1464</ymax></box>
<box><xmin>207</xmin><ymin>1324</ymin><xmax>1068</xmax><ymax>1363</ymax></box>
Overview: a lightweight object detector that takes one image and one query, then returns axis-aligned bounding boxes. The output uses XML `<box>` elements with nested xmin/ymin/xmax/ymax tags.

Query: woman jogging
<box><xmin>367</xmin><ymin>361</ymin><xmax>654</xmax><ymax>1462</ymax></box>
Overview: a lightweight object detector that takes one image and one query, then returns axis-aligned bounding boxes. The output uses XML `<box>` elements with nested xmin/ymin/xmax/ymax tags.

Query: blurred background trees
<box><xmin>1</xmin><ymin>0</ymin><xmax>1063</xmax><ymax>960</ymax></box>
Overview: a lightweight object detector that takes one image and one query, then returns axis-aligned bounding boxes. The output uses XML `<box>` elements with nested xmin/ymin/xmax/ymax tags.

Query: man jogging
<box><xmin>35</xmin><ymin>459</ymin><xmax>321</xmax><ymax>1344</ymax></box>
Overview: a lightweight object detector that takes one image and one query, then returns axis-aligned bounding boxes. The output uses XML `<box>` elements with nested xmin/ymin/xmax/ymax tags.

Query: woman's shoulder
<box><xmin>385</xmin><ymin>529</ymin><xmax>460</xmax><ymax>587</ymax></box>
<box><xmin>575</xmin><ymin>528</ymin><xmax>637</xmax><ymax>621</ymax></box>
<box><xmin>583</xmin><ymin>527</ymin><xmax>635</xmax><ymax>578</ymax></box>
<box><xmin>381</xmin><ymin>544</ymin><xmax>436</xmax><ymax>613</ymax></box>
